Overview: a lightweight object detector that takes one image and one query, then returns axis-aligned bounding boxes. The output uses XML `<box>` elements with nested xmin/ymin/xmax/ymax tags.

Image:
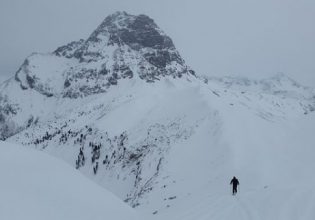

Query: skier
<box><xmin>230</xmin><ymin>176</ymin><xmax>239</xmax><ymax>195</ymax></box>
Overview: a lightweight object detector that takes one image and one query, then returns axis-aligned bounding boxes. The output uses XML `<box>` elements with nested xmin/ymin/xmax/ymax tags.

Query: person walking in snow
<box><xmin>230</xmin><ymin>176</ymin><xmax>239</xmax><ymax>195</ymax></box>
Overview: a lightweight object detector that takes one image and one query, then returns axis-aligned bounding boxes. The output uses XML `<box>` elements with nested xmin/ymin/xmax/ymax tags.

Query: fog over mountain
<box><xmin>1</xmin><ymin>0</ymin><xmax>314</xmax><ymax>86</ymax></box>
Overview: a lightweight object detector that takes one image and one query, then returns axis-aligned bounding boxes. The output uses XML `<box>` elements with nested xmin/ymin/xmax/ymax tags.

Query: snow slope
<box><xmin>0</xmin><ymin>141</ymin><xmax>138</xmax><ymax>220</ymax></box>
<box><xmin>5</xmin><ymin>76</ymin><xmax>315</xmax><ymax>220</ymax></box>
<box><xmin>144</xmin><ymin>83</ymin><xmax>315</xmax><ymax>220</ymax></box>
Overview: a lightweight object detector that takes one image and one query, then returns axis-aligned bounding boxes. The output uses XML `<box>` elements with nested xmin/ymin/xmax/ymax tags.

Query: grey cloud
<box><xmin>0</xmin><ymin>0</ymin><xmax>314</xmax><ymax>86</ymax></box>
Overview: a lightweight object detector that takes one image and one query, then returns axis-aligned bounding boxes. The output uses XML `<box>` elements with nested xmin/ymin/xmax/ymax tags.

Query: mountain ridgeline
<box><xmin>15</xmin><ymin>11</ymin><xmax>193</xmax><ymax>99</ymax></box>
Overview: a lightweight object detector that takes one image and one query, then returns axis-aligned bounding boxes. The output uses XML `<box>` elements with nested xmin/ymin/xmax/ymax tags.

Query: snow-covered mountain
<box><xmin>1</xmin><ymin>11</ymin><xmax>315</xmax><ymax>220</ymax></box>
<box><xmin>15</xmin><ymin>11</ymin><xmax>192</xmax><ymax>99</ymax></box>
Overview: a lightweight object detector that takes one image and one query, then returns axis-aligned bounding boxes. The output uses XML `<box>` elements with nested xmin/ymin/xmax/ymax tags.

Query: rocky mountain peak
<box><xmin>74</xmin><ymin>11</ymin><xmax>181</xmax><ymax>66</ymax></box>
<box><xmin>87</xmin><ymin>11</ymin><xmax>175</xmax><ymax>51</ymax></box>
<box><xmin>13</xmin><ymin>12</ymin><xmax>194</xmax><ymax>99</ymax></box>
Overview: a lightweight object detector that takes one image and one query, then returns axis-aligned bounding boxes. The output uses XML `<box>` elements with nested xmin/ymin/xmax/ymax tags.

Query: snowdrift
<box><xmin>0</xmin><ymin>141</ymin><xmax>138</xmax><ymax>220</ymax></box>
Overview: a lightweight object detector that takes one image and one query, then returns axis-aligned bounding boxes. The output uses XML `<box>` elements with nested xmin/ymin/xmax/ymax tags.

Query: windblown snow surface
<box><xmin>2</xmin><ymin>75</ymin><xmax>315</xmax><ymax>220</ymax></box>
<box><xmin>0</xmin><ymin>141</ymin><xmax>138</xmax><ymax>220</ymax></box>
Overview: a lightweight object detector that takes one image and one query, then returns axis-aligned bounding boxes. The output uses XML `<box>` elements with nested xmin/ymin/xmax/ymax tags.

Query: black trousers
<box><xmin>232</xmin><ymin>185</ymin><xmax>237</xmax><ymax>194</ymax></box>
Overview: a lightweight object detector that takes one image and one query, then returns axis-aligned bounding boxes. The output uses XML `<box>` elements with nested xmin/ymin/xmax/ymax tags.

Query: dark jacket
<box><xmin>230</xmin><ymin>177</ymin><xmax>239</xmax><ymax>186</ymax></box>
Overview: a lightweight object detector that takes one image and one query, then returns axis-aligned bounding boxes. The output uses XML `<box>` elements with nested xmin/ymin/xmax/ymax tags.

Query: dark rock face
<box><xmin>26</xmin><ymin>74</ymin><xmax>36</xmax><ymax>89</ymax></box>
<box><xmin>92</xmin><ymin>12</ymin><xmax>174</xmax><ymax>49</ymax></box>
<box><xmin>0</xmin><ymin>95</ymin><xmax>20</xmax><ymax>140</ymax></box>
<box><xmin>64</xmin><ymin>79</ymin><xmax>71</xmax><ymax>88</ymax></box>
<box><xmin>144</xmin><ymin>51</ymin><xmax>172</xmax><ymax>68</ymax></box>
<box><xmin>54</xmin><ymin>39</ymin><xmax>85</xmax><ymax>58</ymax></box>
<box><xmin>75</xmin><ymin>11</ymin><xmax>186</xmax><ymax>67</ymax></box>
<box><xmin>119</xmin><ymin>15</ymin><xmax>174</xmax><ymax>50</ymax></box>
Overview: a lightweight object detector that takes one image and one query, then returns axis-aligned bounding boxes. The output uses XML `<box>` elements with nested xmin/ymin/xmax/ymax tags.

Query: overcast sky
<box><xmin>0</xmin><ymin>0</ymin><xmax>314</xmax><ymax>86</ymax></box>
